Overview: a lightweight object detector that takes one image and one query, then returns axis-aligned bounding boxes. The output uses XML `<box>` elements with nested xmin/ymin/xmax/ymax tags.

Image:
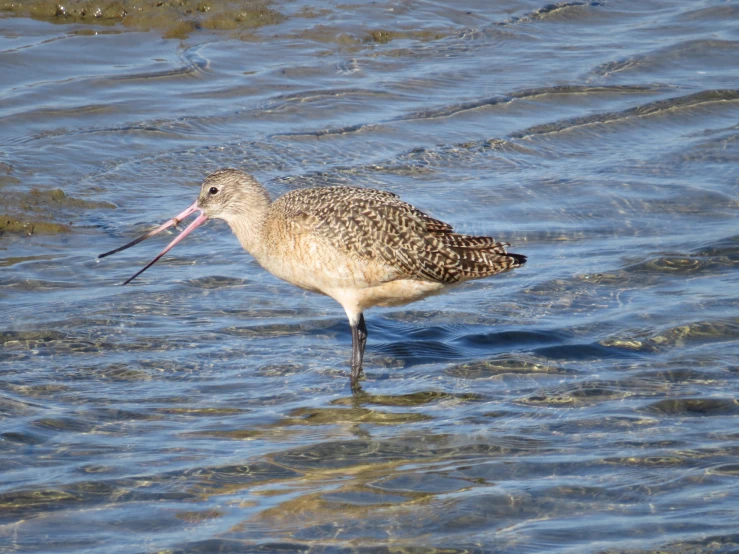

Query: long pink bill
<box><xmin>97</xmin><ymin>200</ymin><xmax>209</xmax><ymax>286</ymax></box>
<box><xmin>98</xmin><ymin>201</ymin><xmax>201</xmax><ymax>260</ymax></box>
<box><xmin>119</xmin><ymin>211</ymin><xmax>209</xmax><ymax>286</ymax></box>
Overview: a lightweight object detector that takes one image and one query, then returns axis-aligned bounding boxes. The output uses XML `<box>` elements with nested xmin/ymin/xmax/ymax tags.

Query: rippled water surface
<box><xmin>2</xmin><ymin>1</ymin><xmax>739</xmax><ymax>552</ymax></box>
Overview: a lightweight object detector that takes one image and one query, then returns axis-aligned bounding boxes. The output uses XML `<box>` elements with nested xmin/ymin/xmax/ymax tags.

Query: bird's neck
<box><xmin>225</xmin><ymin>199</ymin><xmax>270</xmax><ymax>259</ymax></box>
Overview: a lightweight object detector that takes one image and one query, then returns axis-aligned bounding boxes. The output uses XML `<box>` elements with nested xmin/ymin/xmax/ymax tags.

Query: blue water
<box><xmin>1</xmin><ymin>1</ymin><xmax>738</xmax><ymax>552</ymax></box>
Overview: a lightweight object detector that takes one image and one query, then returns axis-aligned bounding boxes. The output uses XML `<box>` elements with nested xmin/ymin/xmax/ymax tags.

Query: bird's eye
<box><xmin>209</xmin><ymin>186</ymin><xmax>218</xmax><ymax>195</ymax></box>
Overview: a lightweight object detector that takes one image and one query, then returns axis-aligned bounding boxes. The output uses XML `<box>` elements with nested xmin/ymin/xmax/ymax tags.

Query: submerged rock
<box><xmin>0</xmin><ymin>0</ymin><xmax>286</xmax><ymax>38</ymax></box>
<box><xmin>0</xmin><ymin>176</ymin><xmax>116</xmax><ymax>235</ymax></box>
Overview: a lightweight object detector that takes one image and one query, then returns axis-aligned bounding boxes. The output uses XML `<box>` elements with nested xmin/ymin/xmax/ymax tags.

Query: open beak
<box><xmin>98</xmin><ymin>200</ymin><xmax>209</xmax><ymax>285</ymax></box>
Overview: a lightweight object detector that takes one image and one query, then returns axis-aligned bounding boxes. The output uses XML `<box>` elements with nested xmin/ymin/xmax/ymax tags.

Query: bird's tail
<box><xmin>445</xmin><ymin>235</ymin><xmax>526</xmax><ymax>278</ymax></box>
<box><xmin>507</xmin><ymin>252</ymin><xmax>527</xmax><ymax>267</ymax></box>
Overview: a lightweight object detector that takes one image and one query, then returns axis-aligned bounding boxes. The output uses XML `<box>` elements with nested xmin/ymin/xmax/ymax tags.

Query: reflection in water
<box><xmin>1</xmin><ymin>0</ymin><xmax>739</xmax><ymax>552</ymax></box>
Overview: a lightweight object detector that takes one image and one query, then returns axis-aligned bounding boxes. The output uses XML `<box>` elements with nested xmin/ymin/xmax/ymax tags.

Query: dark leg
<box><xmin>350</xmin><ymin>313</ymin><xmax>368</xmax><ymax>392</ymax></box>
<box><xmin>357</xmin><ymin>313</ymin><xmax>368</xmax><ymax>368</ymax></box>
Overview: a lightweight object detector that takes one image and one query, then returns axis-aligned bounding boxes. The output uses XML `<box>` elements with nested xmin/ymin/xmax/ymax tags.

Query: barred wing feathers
<box><xmin>278</xmin><ymin>186</ymin><xmax>525</xmax><ymax>284</ymax></box>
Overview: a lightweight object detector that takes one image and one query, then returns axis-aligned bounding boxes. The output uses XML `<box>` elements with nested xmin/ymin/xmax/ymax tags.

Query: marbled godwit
<box><xmin>100</xmin><ymin>169</ymin><xmax>526</xmax><ymax>390</ymax></box>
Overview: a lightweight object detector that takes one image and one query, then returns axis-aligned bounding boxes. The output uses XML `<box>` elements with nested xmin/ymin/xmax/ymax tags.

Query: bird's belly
<box><xmin>258</xmin><ymin>232</ymin><xmax>446</xmax><ymax>312</ymax></box>
<box><xmin>259</xmin><ymin>240</ymin><xmax>389</xmax><ymax>295</ymax></box>
<box><xmin>330</xmin><ymin>279</ymin><xmax>447</xmax><ymax>314</ymax></box>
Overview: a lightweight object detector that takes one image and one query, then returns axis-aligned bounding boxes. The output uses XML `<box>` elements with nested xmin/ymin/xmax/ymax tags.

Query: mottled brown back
<box><xmin>275</xmin><ymin>186</ymin><xmax>526</xmax><ymax>284</ymax></box>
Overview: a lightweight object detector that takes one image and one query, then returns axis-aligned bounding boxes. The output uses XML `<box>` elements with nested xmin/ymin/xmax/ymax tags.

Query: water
<box><xmin>1</xmin><ymin>1</ymin><xmax>738</xmax><ymax>552</ymax></box>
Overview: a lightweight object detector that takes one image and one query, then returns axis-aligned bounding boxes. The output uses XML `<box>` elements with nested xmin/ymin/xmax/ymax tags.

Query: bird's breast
<box><xmin>256</xmin><ymin>228</ymin><xmax>393</xmax><ymax>295</ymax></box>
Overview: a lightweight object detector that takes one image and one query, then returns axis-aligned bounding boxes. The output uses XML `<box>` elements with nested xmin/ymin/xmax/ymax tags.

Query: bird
<box><xmin>99</xmin><ymin>168</ymin><xmax>526</xmax><ymax>391</ymax></box>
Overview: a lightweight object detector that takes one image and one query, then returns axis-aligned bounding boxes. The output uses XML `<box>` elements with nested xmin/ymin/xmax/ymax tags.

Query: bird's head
<box><xmin>196</xmin><ymin>168</ymin><xmax>271</xmax><ymax>224</ymax></box>
<box><xmin>98</xmin><ymin>168</ymin><xmax>270</xmax><ymax>285</ymax></box>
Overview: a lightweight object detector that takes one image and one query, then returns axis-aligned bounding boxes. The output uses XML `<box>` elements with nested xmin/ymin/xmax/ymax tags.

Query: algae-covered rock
<box><xmin>0</xmin><ymin>0</ymin><xmax>287</xmax><ymax>38</ymax></box>
<box><xmin>0</xmin><ymin>177</ymin><xmax>116</xmax><ymax>236</ymax></box>
<box><xmin>0</xmin><ymin>214</ymin><xmax>71</xmax><ymax>235</ymax></box>
<box><xmin>26</xmin><ymin>188</ymin><xmax>116</xmax><ymax>210</ymax></box>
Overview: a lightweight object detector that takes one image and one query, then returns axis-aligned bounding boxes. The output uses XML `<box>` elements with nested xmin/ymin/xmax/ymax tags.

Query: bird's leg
<box><xmin>357</xmin><ymin>313</ymin><xmax>368</xmax><ymax>368</ymax></box>
<box><xmin>350</xmin><ymin>313</ymin><xmax>368</xmax><ymax>391</ymax></box>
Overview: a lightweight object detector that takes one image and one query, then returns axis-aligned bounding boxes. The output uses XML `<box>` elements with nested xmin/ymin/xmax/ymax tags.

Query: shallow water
<box><xmin>2</xmin><ymin>1</ymin><xmax>739</xmax><ymax>552</ymax></box>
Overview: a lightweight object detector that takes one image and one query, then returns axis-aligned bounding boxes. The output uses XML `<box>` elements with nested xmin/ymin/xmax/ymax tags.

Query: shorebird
<box><xmin>100</xmin><ymin>169</ymin><xmax>526</xmax><ymax>390</ymax></box>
